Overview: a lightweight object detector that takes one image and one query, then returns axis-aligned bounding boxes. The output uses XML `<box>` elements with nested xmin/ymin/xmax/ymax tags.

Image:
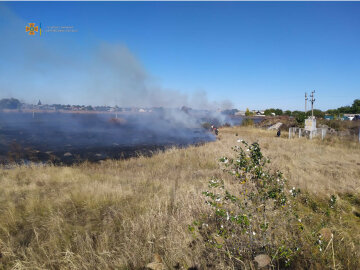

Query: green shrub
<box><xmin>192</xmin><ymin>140</ymin><xmax>303</xmax><ymax>268</ymax></box>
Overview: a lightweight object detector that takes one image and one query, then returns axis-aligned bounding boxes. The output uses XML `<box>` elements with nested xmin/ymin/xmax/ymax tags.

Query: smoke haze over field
<box><xmin>0</xmin><ymin>4</ymin><xmax>235</xmax><ymax>165</ymax></box>
<box><xmin>87</xmin><ymin>43</ymin><xmax>234</xmax><ymax>109</ymax></box>
<box><xmin>0</xmin><ymin>4</ymin><xmax>233</xmax><ymax>110</ymax></box>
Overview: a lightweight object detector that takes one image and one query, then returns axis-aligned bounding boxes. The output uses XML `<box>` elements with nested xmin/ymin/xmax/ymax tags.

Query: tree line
<box><xmin>0</xmin><ymin>98</ymin><xmax>22</xmax><ymax>110</ymax></box>
<box><xmin>1</xmin><ymin>98</ymin><xmax>359</xmax><ymax>116</ymax></box>
<box><xmin>262</xmin><ymin>99</ymin><xmax>360</xmax><ymax>117</ymax></box>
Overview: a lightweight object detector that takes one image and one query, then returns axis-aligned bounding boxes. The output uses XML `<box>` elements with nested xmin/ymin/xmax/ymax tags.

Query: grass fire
<box><xmin>0</xmin><ymin>109</ymin><xmax>223</xmax><ymax>165</ymax></box>
<box><xmin>1</xmin><ymin>1</ymin><xmax>360</xmax><ymax>269</ymax></box>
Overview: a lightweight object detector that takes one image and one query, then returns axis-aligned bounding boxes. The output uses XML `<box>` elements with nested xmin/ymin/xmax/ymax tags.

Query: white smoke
<box><xmin>0</xmin><ymin>3</ymin><xmax>234</xmax><ymax>113</ymax></box>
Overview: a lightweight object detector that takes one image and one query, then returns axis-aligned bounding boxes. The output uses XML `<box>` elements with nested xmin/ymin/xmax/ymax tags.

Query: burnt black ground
<box><xmin>0</xmin><ymin>112</ymin><xmax>215</xmax><ymax>165</ymax></box>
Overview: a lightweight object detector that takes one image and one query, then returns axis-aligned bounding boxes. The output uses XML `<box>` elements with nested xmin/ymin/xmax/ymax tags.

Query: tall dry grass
<box><xmin>0</xmin><ymin>126</ymin><xmax>359</xmax><ymax>269</ymax></box>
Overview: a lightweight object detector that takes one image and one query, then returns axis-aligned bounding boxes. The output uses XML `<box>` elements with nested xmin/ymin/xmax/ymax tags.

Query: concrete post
<box><xmin>299</xmin><ymin>128</ymin><xmax>302</xmax><ymax>138</ymax></box>
<box><xmin>289</xmin><ymin>128</ymin><xmax>291</xmax><ymax>139</ymax></box>
<box><xmin>321</xmin><ymin>128</ymin><xmax>325</xmax><ymax>140</ymax></box>
<box><xmin>310</xmin><ymin>130</ymin><xmax>313</xmax><ymax>140</ymax></box>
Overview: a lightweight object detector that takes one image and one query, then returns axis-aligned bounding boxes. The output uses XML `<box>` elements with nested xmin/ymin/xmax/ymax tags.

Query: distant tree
<box><xmin>284</xmin><ymin>110</ymin><xmax>292</xmax><ymax>116</ymax></box>
<box><xmin>274</xmin><ymin>109</ymin><xmax>283</xmax><ymax>116</ymax></box>
<box><xmin>291</xmin><ymin>110</ymin><xmax>303</xmax><ymax>116</ymax></box>
<box><xmin>264</xmin><ymin>108</ymin><xmax>283</xmax><ymax>116</ymax></box>
<box><xmin>295</xmin><ymin>112</ymin><xmax>306</xmax><ymax>126</ymax></box>
<box><xmin>311</xmin><ymin>109</ymin><xmax>325</xmax><ymax>118</ymax></box>
<box><xmin>326</xmin><ymin>99</ymin><xmax>360</xmax><ymax>115</ymax></box>
<box><xmin>351</xmin><ymin>99</ymin><xmax>360</xmax><ymax>113</ymax></box>
<box><xmin>326</xmin><ymin>109</ymin><xmax>338</xmax><ymax>116</ymax></box>
<box><xmin>338</xmin><ymin>106</ymin><xmax>352</xmax><ymax>114</ymax></box>
<box><xmin>0</xmin><ymin>98</ymin><xmax>21</xmax><ymax>109</ymax></box>
<box><xmin>264</xmin><ymin>109</ymin><xmax>272</xmax><ymax>116</ymax></box>
<box><xmin>245</xmin><ymin>108</ymin><xmax>254</xmax><ymax>116</ymax></box>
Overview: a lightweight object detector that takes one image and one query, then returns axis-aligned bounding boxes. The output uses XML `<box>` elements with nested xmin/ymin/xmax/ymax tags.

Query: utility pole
<box><xmin>310</xmin><ymin>90</ymin><xmax>315</xmax><ymax>118</ymax></box>
<box><xmin>305</xmin><ymin>92</ymin><xmax>308</xmax><ymax>115</ymax></box>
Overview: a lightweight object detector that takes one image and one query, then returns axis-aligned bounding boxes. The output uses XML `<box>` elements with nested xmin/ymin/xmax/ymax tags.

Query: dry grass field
<box><xmin>0</xmin><ymin>126</ymin><xmax>359</xmax><ymax>269</ymax></box>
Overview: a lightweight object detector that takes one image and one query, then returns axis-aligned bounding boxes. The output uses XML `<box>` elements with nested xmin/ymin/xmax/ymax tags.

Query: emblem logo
<box><xmin>26</xmin><ymin>23</ymin><xmax>39</xmax><ymax>35</ymax></box>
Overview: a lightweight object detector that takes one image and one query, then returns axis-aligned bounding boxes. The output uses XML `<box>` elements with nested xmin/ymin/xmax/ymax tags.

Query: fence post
<box><xmin>299</xmin><ymin>128</ymin><xmax>301</xmax><ymax>138</ymax></box>
<box><xmin>310</xmin><ymin>130</ymin><xmax>313</xmax><ymax>140</ymax></box>
<box><xmin>289</xmin><ymin>128</ymin><xmax>291</xmax><ymax>139</ymax></box>
<box><xmin>321</xmin><ymin>128</ymin><xmax>325</xmax><ymax>140</ymax></box>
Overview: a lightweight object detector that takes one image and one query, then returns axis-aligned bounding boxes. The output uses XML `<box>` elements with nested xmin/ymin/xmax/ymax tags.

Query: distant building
<box><xmin>37</xmin><ymin>100</ymin><xmax>42</xmax><ymax>106</ymax></box>
<box><xmin>343</xmin><ymin>114</ymin><xmax>357</xmax><ymax>121</ymax></box>
<box><xmin>324</xmin><ymin>115</ymin><xmax>334</xmax><ymax>120</ymax></box>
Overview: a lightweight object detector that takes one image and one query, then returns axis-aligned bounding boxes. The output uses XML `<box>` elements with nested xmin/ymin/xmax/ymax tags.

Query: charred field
<box><xmin>0</xmin><ymin>111</ymin><xmax>216</xmax><ymax>165</ymax></box>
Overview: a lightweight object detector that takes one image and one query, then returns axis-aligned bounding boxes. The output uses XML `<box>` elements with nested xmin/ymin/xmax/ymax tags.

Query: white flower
<box><xmin>252</xmin><ymin>231</ymin><xmax>256</xmax><ymax>235</ymax></box>
<box><xmin>298</xmin><ymin>219</ymin><xmax>302</xmax><ymax>222</ymax></box>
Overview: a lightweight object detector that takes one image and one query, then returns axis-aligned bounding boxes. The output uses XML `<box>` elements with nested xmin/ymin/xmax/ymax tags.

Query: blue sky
<box><xmin>0</xmin><ymin>2</ymin><xmax>359</xmax><ymax>110</ymax></box>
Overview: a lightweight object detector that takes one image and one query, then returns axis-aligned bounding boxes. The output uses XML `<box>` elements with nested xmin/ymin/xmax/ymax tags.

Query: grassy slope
<box><xmin>0</xmin><ymin>127</ymin><xmax>359</xmax><ymax>269</ymax></box>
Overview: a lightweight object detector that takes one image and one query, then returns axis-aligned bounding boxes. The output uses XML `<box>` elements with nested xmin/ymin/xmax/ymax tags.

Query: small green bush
<box><xmin>192</xmin><ymin>140</ymin><xmax>303</xmax><ymax>268</ymax></box>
